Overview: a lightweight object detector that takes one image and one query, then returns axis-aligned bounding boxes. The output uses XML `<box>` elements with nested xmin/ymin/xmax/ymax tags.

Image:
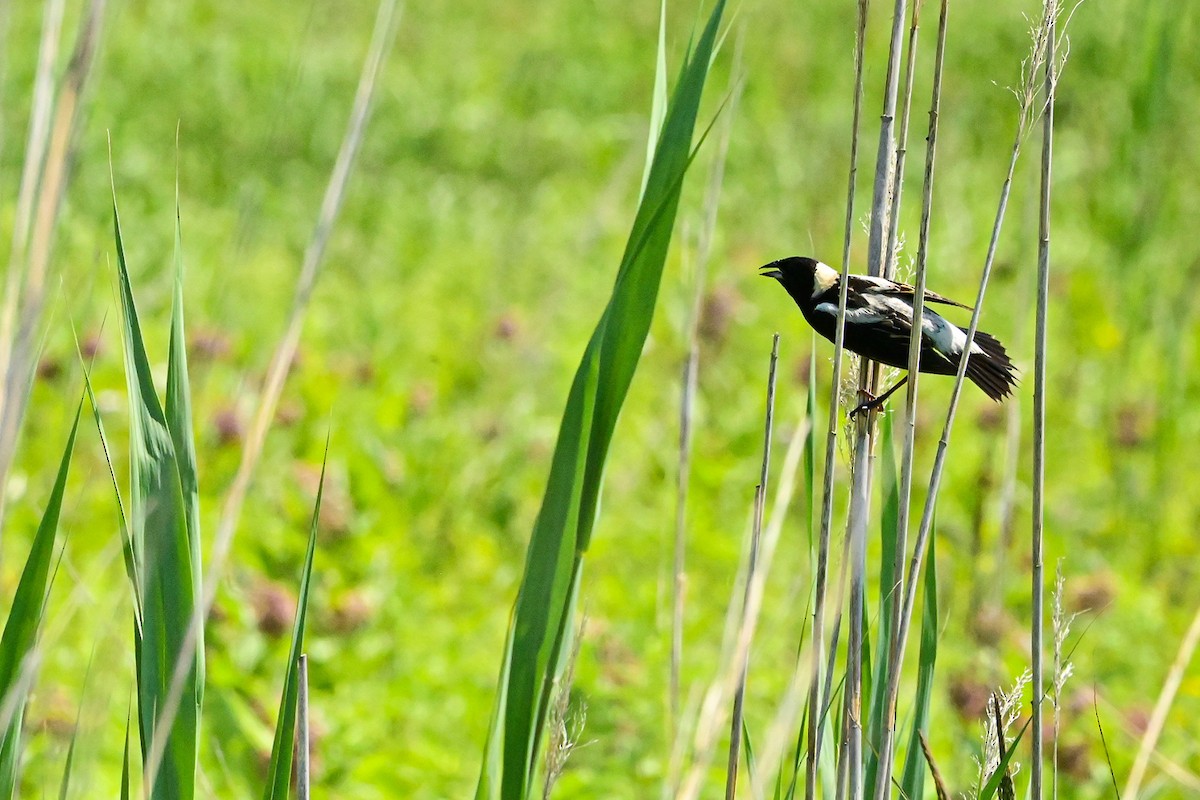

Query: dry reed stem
<box><xmin>918</xmin><ymin>730</ymin><xmax>950</xmax><ymax>800</ymax></box>
<box><xmin>724</xmin><ymin>334</ymin><xmax>780</xmax><ymax>800</ymax></box>
<box><xmin>872</xmin><ymin>0</ymin><xmax>946</xmax><ymax>795</ymax></box>
<box><xmin>0</xmin><ymin>0</ymin><xmax>106</xmax><ymax>529</ymax></box>
<box><xmin>866</xmin><ymin>0</ymin><xmax>910</xmax><ymax>278</ymax></box>
<box><xmin>808</xmin><ymin>2</ymin><xmax>869</xmax><ymax>796</ymax></box>
<box><xmin>845</xmin><ymin>0</ymin><xmax>911</xmax><ymax>794</ymax></box>
<box><xmin>674</xmin><ymin>406</ymin><xmax>810</xmax><ymax>800</ymax></box>
<box><xmin>671</xmin><ymin>46</ymin><xmax>745</xmax><ymax>748</ymax></box>
<box><xmin>1123</xmin><ymin>603</ymin><xmax>1200</xmax><ymax>799</ymax></box>
<box><xmin>0</xmin><ymin>0</ymin><xmax>65</xmax><ymax>424</ymax></box>
<box><xmin>882</xmin><ymin>10</ymin><xmax>1067</xmax><ymax>791</ymax></box>
<box><xmin>297</xmin><ymin>653</ymin><xmax>310</xmax><ymax>800</ymax></box>
<box><xmin>1031</xmin><ymin>6</ymin><xmax>1058</xmax><ymax>796</ymax></box>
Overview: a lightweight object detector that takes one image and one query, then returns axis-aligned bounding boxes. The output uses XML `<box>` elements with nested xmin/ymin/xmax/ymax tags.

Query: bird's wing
<box><xmin>847</xmin><ymin>274</ymin><xmax>973</xmax><ymax>310</ymax></box>
<box><xmin>813</xmin><ymin>289</ymin><xmax>915</xmax><ymax>347</ymax></box>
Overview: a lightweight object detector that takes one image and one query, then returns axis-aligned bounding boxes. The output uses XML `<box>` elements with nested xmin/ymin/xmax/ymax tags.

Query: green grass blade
<box><xmin>121</xmin><ymin>701</ymin><xmax>133</xmax><ymax>800</ymax></box>
<box><xmin>865</xmin><ymin>415</ymin><xmax>899</xmax><ymax>791</ymax></box>
<box><xmin>57</xmin><ymin>648</ymin><xmax>96</xmax><ymax>800</ymax></box>
<box><xmin>80</xmin><ymin>363</ymin><xmax>140</xmax><ymax>628</ymax></box>
<box><xmin>262</xmin><ymin>444</ymin><xmax>325</xmax><ymax>800</ymax></box>
<box><xmin>112</xmin><ymin>192</ymin><xmax>199</xmax><ymax>800</ymax></box>
<box><xmin>0</xmin><ymin>398</ymin><xmax>81</xmax><ymax>800</ymax></box>
<box><xmin>575</xmin><ymin>4</ymin><xmax>725</xmax><ymax>548</ymax></box>
<box><xmin>166</xmin><ymin>184</ymin><xmax>205</xmax><ymax>718</ymax></box>
<box><xmin>978</xmin><ymin>718</ymin><xmax>1030</xmax><ymax>800</ymax></box>
<box><xmin>474</xmin><ymin>624</ymin><xmax>515</xmax><ymax>800</ymax></box>
<box><xmin>741</xmin><ymin>719</ymin><xmax>757</xmax><ymax>791</ymax></box>
<box><xmin>475</xmin><ymin>4</ymin><xmax>726</xmax><ymax>797</ymax></box>
<box><xmin>639</xmin><ymin>0</ymin><xmax>669</xmax><ymax>202</ymax></box>
<box><xmin>900</xmin><ymin>533</ymin><xmax>939</xmax><ymax>798</ymax></box>
<box><xmin>58</xmin><ymin>723</ymin><xmax>79</xmax><ymax>800</ymax></box>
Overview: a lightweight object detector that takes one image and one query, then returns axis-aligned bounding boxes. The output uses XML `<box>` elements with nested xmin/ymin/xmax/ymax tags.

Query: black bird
<box><xmin>760</xmin><ymin>255</ymin><xmax>1017</xmax><ymax>415</ymax></box>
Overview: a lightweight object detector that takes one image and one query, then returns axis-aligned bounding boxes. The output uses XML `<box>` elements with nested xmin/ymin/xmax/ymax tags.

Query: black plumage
<box><xmin>761</xmin><ymin>255</ymin><xmax>1017</xmax><ymax>409</ymax></box>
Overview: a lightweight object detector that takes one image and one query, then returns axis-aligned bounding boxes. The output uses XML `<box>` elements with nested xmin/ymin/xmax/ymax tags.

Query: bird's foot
<box><xmin>848</xmin><ymin>376</ymin><xmax>909</xmax><ymax>419</ymax></box>
<box><xmin>848</xmin><ymin>389</ymin><xmax>885</xmax><ymax>419</ymax></box>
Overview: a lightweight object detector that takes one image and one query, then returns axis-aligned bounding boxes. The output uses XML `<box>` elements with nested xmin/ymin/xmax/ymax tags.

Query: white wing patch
<box><xmin>814</xmin><ymin>302</ymin><xmax>883</xmax><ymax>324</ymax></box>
<box><xmin>816</xmin><ymin>292</ymin><xmax>983</xmax><ymax>356</ymax></box>
<box><xmin>864</xmin><ymin>294</ymin><xmax>983</xmax><ymax>356</ymax></box>
<box><xmin>919</xmin><ymin>308</ymin><xmax>982</xmax><ymax>356</ymax></box>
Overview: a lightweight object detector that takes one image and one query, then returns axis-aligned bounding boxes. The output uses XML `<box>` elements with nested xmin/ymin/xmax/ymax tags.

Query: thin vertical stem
<box><xmin>1123</xmin><ymin>604</ymin><xmax>1200</xmax><ymax>799</ymax></box>
<box><xmin>0</xmin><ymin>0</ymin><xmax>105</xmax><ymax>531</ymax></box>
<box><xmin>842</xmin><ymin>439</ymin><xmax>869</xmax><ymax>800</ymax></box>
<box><xmin>725</xmin><ymin>334</ymin><xmax>780</xmax><ymax>800</ymax></box>
<box><xmin>142</xmin><ymin>3</ymin><xmax>402</xmax><ymax>784</ymax></box>
<box><xmin>884</xmin><ymin>3</ymin><xmax>1062</xmax><ymax>773</ymax></box>
<box><xmin>807</xmin><ymin>2</ymin><xmax>869</xmax><ymax>797</ymax></box>
<box><xmin>866</xmin><ymin>0</ymin><xmax>911</xmax><ymax>278</ymax></box>
<box><xmin>1031</xmin><ymin>8</ymin><xmax>1057</xmax><ymax>798</ymax></box>
<box><xmin>0</xmin><ymin>0</ymin><xmax>65</xmax><ymax>415</ymax></box>
<box><xmin>872</xmin><ymin>1</ymin><xmax>947</xmax><ymax>797</ymax></box>
<box><xmin>672</xmin><ymin>341</ymin><xmax>697</xmax><ymax>734</ymax></box>
<box><xmin>881</xmin><ymin>0</ymin><xmax>924</xmax><ymax>283</ymax></box>
<box><xmin>672</xmin><ymin>46</ymin><xmax>744</xmax><ymax>748</ymax></box>
<box><xmin>847</xmin><ymin>0</ymin><xmax>909</xmax><ymax>794</ymax></box>
<box><xmin>297</xmin><ymin>653</ymin><xmax>311</xmax><ymax>800</ymax></box>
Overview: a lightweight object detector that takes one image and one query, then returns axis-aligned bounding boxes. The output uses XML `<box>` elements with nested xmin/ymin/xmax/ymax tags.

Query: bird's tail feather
<box><xmin>965</xmin><ymin>330</ymin><xmax>1018</xmax><ymax>402</ymax></box>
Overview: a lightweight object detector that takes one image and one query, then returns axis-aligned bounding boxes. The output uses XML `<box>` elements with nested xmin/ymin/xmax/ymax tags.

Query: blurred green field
<box><xmin>3</xmin><ymin>0</ymin><xmax>1200</xmax><ymax>797</ymax></box>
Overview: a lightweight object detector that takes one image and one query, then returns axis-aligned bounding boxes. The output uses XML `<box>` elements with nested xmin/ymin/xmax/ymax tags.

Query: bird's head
<box><xmin>759</xmin><ymin>256</ymin><xmax>838</xmax><ymax>300</ymax></box>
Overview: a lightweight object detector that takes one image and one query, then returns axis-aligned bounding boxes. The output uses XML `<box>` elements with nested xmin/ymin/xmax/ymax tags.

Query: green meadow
<box><xmin>1</xmin><ymin>0</ymin><xmax>1198</xmax><ymax>797</ymax></box>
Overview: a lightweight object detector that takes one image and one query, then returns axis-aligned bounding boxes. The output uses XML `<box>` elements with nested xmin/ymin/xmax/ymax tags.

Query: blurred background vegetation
<box><xmin>2</xmin><ymin>0</ymin><xmax>1198</xmax><ymax>796</ymax></box>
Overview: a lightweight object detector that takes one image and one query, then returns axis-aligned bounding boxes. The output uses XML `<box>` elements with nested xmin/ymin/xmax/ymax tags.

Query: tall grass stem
<box><xmin>886</xmin><ymin>9</ymin><xmax>1065</xmax><ymax>792</ymax></box>
<box><xmin>0</xmin><ymin>0</ymin><xmax>106</xmax><ymax>530</ymax></box>
<box><xmin>1031</xmin><ymin>7</ymin><xmax>1058</xmax><ymax>797</ymax></box>
<box><xmin>847</xmin><ymin>0</ymin><xmax>912</xmax><ymax>794</ymax></box>
<box><xmin>807</xmin><ymin>2</ymin><xmax>869</xmax><ymax>795</ymax></box>
<box><xmin>866</xmin><ymin>0</ymin><xmax>909</xmax><ymax>276</ymax></box>
<box><xmin>724</xmin><ymin>334</ymin><xmax>780</xmax><ymax>800</ymax></box>
<box><xmin>297</xmin><ymin>654</ymin><xmax>310</xmax><ymax>800</ymax></box>
<box><xmin>871</xmin><ymin>1</ymin><xmax>946</xmax><ymax>795</ymax></box>
<box><xmin>1123</xmin><ymin>604</ymin><xmax>1200</xmax><ymax>798</ymax></box>
<box><xmin>676</xmin><ymin>405</ymin><xmax>810</xmax><ymax>800</ymax></box>
<box><xmin>671</xmin><ymin>45</ymin><xmax>744</xmax><ymax>748</ymax></box>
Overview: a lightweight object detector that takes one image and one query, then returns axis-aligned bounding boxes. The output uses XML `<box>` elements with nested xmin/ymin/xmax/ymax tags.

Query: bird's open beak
<box><xmin>759</xmin><ymin>265</ymin><xmax>784</xmax><ymax>280</ymax></box>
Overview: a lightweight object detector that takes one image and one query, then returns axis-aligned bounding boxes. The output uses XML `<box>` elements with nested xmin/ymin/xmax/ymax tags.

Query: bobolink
<box><xmin>760</xmin><ymin>255</ymin><xmax>1017</xmax><ymax>414</ymax></box>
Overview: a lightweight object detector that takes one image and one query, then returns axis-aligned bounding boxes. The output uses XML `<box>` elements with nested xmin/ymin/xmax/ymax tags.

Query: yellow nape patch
<box><xmin>811</xmin><ymin>261</ymin><xmax>839</xmax><ymax>297</ymax></box>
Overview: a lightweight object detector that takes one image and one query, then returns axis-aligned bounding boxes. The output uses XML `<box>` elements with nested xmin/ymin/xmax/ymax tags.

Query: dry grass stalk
<box><xmin>723</xmin><ymin>334</ymin><xmax>779</xmax><ymax>800</ymax></box>
<box><xmin>870</xmin><ymin>0</ymin><xmax>941</xmax><ymax>795</ymax></box>
<box><xmin>0</xmin><ymin>0</ymin><xmax>65</xmax><ymax>428</ymax></box>
<box><xmin>297</xmin><ymin>653</ymin><xmax>311</xmax><ymax>799</ymax></box>
<box><xmin>872</xmin><ymin>9</ymin><xmax>1074</xmax><ymax>795</ymax></box>
<box><xmin>846</xmin><ymin>0</ymin><xmax>915</xmax><ymax>794</ymax></box>
<box><xmin>1123</xmin><ymin>604</ymin><xmax>1200</xmax><ymax>799</ymax></box>
<box><xmin>141</xmin><ymin>1</ymin><xmax>402</xmax><ymax>785</ymax></box>
<box><xmin>918</xmin><ymin>730</ymin><xmax>950</xmax><ymax>800</ymax></box>
<box><xmin>1050</xmin><ymin>563</ymin><xmax>1076</xmax><ymax>799</ymax></box>
<box><xmin>0</xmin><ymin>0</ymin><xmax>107</xmax><ymax>528</ymax></box>
<box><xmin>673</xmin><ymin>405</ymin><xmax>810</xmax><ymax>800</ymax></box>
<box><xmin>1031</xmin><ymin>5</ymin><xmax>1059</xmax><ymax>796</ymax></box>
<box><xmin>807</xmin><ymin>1</ymin><xmax>869</xmax><ymax>796</ymax></box>
<box><xmin>544</xmin><ymin>619</ymin><xmax>588</xmax><ymax>799</ymax></box>
<box><xmin>671</xmin><ymin>45</ymin><xmax>745</xmax><ymax>747</ymax></box>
